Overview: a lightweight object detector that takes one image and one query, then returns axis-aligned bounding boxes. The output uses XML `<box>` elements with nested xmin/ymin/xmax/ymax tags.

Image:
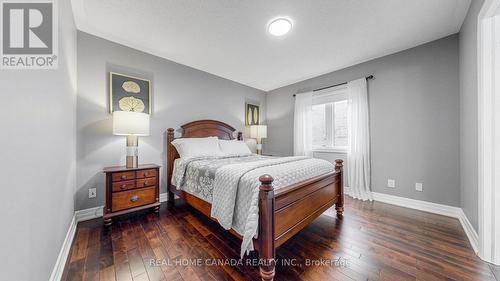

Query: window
<box><xmin>312</xmin><ymin>87</ymin><xmax>348</xmax><ymax>151</ymax></box>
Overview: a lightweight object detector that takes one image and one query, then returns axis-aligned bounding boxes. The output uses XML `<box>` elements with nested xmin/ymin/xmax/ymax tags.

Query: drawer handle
<box><xmin>144</xmin><ymin>180</ymin><xmax>149</xmax><ymax>185</ymax></box>
<box><xmin>144</xmin><ymin>172</ymin><xmax>149</xmax><ymax>176</ymax></box>
<box><xmin>130</xmin><ymin>195</ymin><xmax>139</xmax><ymax>202</ymax></box>
<box><xmin>121</xmin><ymin>184</ymin><xmax>126</xmax><ymax>189</ymax></box>
<box><xmin>121</xmin><ymin>175</ymin><xmax>127</xmax><ymax>179</ymax></box>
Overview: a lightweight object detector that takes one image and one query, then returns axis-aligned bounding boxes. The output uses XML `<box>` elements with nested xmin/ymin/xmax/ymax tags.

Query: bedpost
<box><xmin>258</xmin><ymin>174</ymin><xmax>275</xmax><ymax>281</ymax></box>
<box><xmin>335</xmin><ymin>159</ymin><xmax>344</xmax><ymax>218</ymax></box>
<box><xmin>167</xmin><ymin>128</ymin><xmax>175</xmax><ymax>204</ymax></box>
<box><xmin>237</xmin><ymin>132</ymin><xmax>243</xmax><ymax>140</ymax></box>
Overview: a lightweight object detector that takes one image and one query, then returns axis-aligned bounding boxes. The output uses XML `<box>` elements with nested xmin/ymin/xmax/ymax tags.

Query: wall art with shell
<box><xmin>245</xmin><ymin>103</ymin><xmax>260</xmax><ymax>126</ymax></box>
<box><xmin>109</xmin><ymin>72</ymin><xmax>151</xmax><ymax>114</ymax></box>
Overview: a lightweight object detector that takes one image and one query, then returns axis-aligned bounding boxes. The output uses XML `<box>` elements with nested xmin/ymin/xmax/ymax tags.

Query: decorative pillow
<box><xmin>219</xmin><ymin>139</ymin><xmax>253</xmax><ymax>156</ymax></box>
<box><xmin>172</xmin><ymin>137</ymin><xmax>224</xmax><ymax>159</ymax></box>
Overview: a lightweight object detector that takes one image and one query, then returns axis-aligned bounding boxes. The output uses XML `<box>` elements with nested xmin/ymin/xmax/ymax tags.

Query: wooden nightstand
<box><xmin>103</xmin><ymin>164</ymin><xmax>161</xmax><ymax>225</ymax></box>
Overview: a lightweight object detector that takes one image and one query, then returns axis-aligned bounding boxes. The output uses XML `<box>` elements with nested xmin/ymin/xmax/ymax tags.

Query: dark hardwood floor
<box><xmin>62</xmin><ymin>197</ymin><xmax>499</xmax><ymax>281</ymax></box>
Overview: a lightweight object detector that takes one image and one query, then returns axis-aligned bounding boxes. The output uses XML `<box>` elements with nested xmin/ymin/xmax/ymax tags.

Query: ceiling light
<box><xmin>267</xmin><ymin>18</ymin><xmax>292</xmax><ymax>36</ymax></box>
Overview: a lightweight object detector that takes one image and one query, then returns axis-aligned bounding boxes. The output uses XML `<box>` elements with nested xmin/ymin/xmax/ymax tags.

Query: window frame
<box><xmin>311</xmin><ymin>85</ymin><xmax>349</xmax><ymax>153</ymax></box>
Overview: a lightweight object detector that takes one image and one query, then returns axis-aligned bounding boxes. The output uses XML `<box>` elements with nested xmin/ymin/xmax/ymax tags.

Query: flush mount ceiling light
<box><xmin>267</xmin><ymin>18</ymin><xmax>292</xmax><ymax>36</ymax></box>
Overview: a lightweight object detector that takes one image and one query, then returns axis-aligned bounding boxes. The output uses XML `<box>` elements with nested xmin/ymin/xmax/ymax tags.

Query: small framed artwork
<box><xmin>109</xmin><ymin>72</ymin><xmax>151</xmax><ymax>114</ymax></box>
<box><xmin>245</xmin><ymin>103</ymin><xmax>260</xmax><ymax>125</ymax></box>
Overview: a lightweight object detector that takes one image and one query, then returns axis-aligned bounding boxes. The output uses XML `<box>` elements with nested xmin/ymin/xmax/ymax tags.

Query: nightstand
<box><xmin>103</xmin><ymin>164</ymin><xmax>161</xmax><ymax>225</ymax></box>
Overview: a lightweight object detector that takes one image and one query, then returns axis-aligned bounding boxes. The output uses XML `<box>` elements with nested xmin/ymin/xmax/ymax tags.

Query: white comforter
<box><xmin>173</xmin><ymin>155</ymin><xmax>335</xmax><ymax>257</ymax></box>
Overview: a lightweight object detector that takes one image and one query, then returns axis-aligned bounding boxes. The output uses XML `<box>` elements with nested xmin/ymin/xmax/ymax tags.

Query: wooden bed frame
<box><xmin>166</xmin><ymin>120</ymin><xmax>344</xmax><ymax>281</ymax></box>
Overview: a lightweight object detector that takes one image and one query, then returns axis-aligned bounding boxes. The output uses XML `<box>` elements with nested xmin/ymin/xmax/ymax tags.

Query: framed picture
<box><xmin>245</xmin><ymin>103</ymin><xmax>260</xmax><ymax>125</ymax></box>
<box><xmin>109</xmin><ymin>72</ymin><xmax>151</xmax><ymax>114</ymax></box>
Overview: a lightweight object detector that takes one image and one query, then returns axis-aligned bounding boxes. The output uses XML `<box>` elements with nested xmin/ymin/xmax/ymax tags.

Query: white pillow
<box><xmin>172</xmin><ymin>137</ymin><xmax>224</xmax><ymax>159</ymax></box>
<box><xmin>219</xmin><ymin>139</ymin><xmax>252</xmax><ymax>156</ymax></box>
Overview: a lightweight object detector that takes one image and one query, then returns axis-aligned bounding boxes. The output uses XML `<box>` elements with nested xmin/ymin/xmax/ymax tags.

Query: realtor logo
<box><xmin>1</xmin><ymin>1</ymin><xmax>58</xmax><ymax>69</ymax></box>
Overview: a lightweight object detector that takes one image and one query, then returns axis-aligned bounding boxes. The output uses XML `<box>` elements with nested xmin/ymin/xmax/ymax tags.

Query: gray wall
<box><xmin>459</xmin><ymin>0</ymin><xmax>483</xmax><ymax>232</ymax></box>
<box><xmin>313</xmin><ymin>152</ymin><xmax>348</xmax><ymax>183</ymax></box>
<box><xmin>0</xmin><ymin>1</ymin><xmax>77</xmax><ymax>280</ymax></box>
<box><xmin>266</xmin><ymin>34</ymin><xmax>460</xmax><ymax>207</ymax></box>
<box><xmin>76</xmin><ymin>32</ymin><xmax>266</xmax><ymax>211</ymax></box>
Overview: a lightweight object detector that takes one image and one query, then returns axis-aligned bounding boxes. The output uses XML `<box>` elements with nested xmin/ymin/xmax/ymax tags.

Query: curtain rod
<box><xmin>293</xmin><ymin>75</ymin><xmax>374</xmax><ymax>97</ymax></box>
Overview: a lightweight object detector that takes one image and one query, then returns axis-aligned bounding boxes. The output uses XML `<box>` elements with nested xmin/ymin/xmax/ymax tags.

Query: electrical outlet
<box><xmin>387</xmin><ymin>179</ymin><xmax>396</xmax><ymax>188</ymax></box>
<box><xmin>89</xmin><ymin>188</ymin><xmax>97</xmax><ymax>198</ymax></box>
<box><xmin>415</xmin><ymin>183</ymin><xmax>423</xmax><ymax>192</ymax></box>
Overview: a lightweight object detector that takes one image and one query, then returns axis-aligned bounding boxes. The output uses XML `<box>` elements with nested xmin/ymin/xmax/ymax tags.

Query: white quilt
<box><xmin>174</xmin><ymin>155</ymin><xmax>335</xmax><ymax>257</ymax></box>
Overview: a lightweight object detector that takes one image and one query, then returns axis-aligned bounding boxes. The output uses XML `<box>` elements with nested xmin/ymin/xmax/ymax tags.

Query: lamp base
<box><xmin>256</xmin><ymin>143</ymin><xmax>262</xmax><ymax>155</ymax></box>
<box><xmin>126</xmin><ymin>156</ymin><xmax>138</xmax><ymax>168</ymax></box>
<box><xmin>126</xmin><ymin>135</ymin><xmax>139</xmax><ymax>168</ymax></box>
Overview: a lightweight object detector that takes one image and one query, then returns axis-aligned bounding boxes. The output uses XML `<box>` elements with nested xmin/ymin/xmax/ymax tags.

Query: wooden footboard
<box><xmin>166</xmin><ymin>121</ymin><xmax>344</xmax><ymax>281</ymax></box>
<box><xmin>256</xmin><ymin>160</ymin><xmax>344</xmax><ymax>281</ymax></box>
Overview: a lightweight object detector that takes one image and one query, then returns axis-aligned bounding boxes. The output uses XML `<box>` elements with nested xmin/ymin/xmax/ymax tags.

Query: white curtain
<box><xmin>293</xmin><ymin>91</ymin><xmax>313</xmax><ymax>156</ymax></box>
<box><xmin>346</xmin><ymin>78</ymin><xmax>373</xmax><ymax>201</ymax></box>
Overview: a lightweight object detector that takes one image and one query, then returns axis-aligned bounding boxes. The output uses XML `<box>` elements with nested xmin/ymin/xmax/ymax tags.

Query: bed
<box><xmin>166</xmin><ymin>120</ymin><xmax>344</xmax><ymax>281</ymax></box>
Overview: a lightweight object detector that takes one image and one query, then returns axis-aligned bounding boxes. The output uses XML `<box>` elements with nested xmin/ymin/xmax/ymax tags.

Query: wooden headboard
<box><xmin>166</xmin><ymin>120</ymin><xmax>243</xmax><ymax>186</ymax></box>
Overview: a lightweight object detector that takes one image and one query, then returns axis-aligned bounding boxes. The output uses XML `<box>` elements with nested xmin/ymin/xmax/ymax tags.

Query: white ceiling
<box><xmin>71</xmin><ymin>0</ymin><xmax>470</xmax><ymax>91</ymax></box>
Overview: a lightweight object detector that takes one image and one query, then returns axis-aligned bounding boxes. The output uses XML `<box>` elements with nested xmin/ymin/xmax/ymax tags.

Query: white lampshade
<box><xmin>113</xmin><ymin>111</ymin><xmax>150</xmax><ymax>136</ymax></box>
<box><xmin>250</xmin><ymin>125</ymin><xmax>267</xmax><ymax>139</ymax></box>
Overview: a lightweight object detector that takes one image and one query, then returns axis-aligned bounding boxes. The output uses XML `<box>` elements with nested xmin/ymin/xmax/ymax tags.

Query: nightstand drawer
<box><xmin>136</xmin><ymin>177</ymin><xmax>157</xmax><ymax>188</ymax></box>
<box><xmin>111</xmin><ymin>187</ymin><xmax>156</xmax><ymax>212</ymax></box>
<box><xmin>112</xmin><ymin>180</ymin><xmax>136</xmax><ymax>192</ymax></box>
<box><xmin>136</xmin><ymin>169</ymin><xmax>157</xmax><ymax>178</ymax></box>
<box><xmin>112</xmin><ymin>171</ymin><xmax>136</xmax><ymax>182</ymax></box>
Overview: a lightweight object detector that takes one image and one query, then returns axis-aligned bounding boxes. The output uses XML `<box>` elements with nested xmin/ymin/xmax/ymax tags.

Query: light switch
<box><xmin>415</xmin><ymin>183</ymin><xmax>423</xmax><ymax>192</ymax></box>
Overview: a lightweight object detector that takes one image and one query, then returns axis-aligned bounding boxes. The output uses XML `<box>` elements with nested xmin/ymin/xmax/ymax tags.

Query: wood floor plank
<box><xmin>82</xmin><ymin>235</ymin><xmax>100</xmax><ymax>281</ymax></box>
<box><xmin>62</xmin><ymin>197</ymin><xmax>497</xmax><ymax>281</ymax></box>
<box><xmin>127</xmin><ymin>248</ymin><xmax>147</xmax><ymax>278</ymax></box>
<box><xmin>65</xmin><ymin>258</ymin><xmax>85</xmax><ymax>281</ymax></box>
<box><xmin>132</xmin><ymin>272</ymin><xmax>150</xmax><ymax>281</ymax></box>
<box><xmin>112</xmin><ymin>224</ymin><xmax>134</xmax><ymax>281</ymax></box>
<box><xmin>70</xmin><ymin>227</ymin><xmax>90</xmax><ymax>263</ymax></box>
<box><xmin>100</xmin><ymin>227</ymin><xmax>115</xmax><ymax>269</ymax></box>
<box><xmin>99</xmin><ymin>266</ymin><xmax>117</xmax><ymax>281</ymax></box>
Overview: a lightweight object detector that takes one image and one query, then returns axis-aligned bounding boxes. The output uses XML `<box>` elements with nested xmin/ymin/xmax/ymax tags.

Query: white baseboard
<box><xmin>457</xmin><ymin>209</ymin><xmax>479</xmax><ymax>254</ymax></box>
<box><xmin>48</xmin><ymin>215</ymin><xmax>77</xmax><ymax>281</ymax></box>
<box><xmin>370</xmin><ymin>192</ymin><xmax>478</xmax><ymax>253</ymax></box>
<box><xmin>75</xmin><ymin>206</ymin><xmax>104</xmax><ymax>222</ymax></box>
<box><xmin>372</xmin><ymin>192</ymin><xmax>462</xmax><ymax>217</ymax></box>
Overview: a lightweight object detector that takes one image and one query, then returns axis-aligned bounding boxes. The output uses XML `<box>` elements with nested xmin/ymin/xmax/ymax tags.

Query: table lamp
<box><xmin>250</xmin><ymin>125</ymin><xmax>267</xmax><ymax>155</ymax></box>
<box><xmin>113</xmin><ymin>111</ymin><xmax>150</xmax><ymax>168</ymax></box>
